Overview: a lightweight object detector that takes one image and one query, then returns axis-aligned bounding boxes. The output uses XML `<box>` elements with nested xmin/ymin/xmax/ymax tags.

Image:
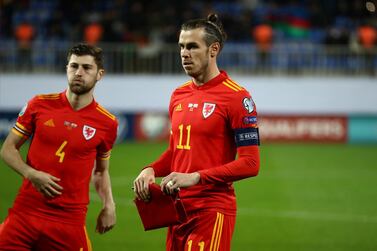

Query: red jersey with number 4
<box><xmin>11</xmin><ymin>92</ymin><xmax>118</xmax><ymax>225</ymax></box>
<box><xmin>151</xmin><ymin>71</ymin><xmax>260</xmax><ymax>215</ymax></box>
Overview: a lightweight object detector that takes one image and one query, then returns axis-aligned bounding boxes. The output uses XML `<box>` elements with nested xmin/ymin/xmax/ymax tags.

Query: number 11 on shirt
<box><xmin>176</xmin><ymin>124</ymin><xmax>191</xmax><ymax>150</ymax></box>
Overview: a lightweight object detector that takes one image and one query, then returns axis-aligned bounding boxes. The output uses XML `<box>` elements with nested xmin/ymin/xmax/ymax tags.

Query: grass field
<box><xmin>1</xmin><ymin>141</ymin><xmax>377</xmax><ymax>251</ymax></box>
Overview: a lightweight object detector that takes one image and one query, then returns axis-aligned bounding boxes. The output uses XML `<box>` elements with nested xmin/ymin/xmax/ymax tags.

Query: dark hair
<box><xmin>181</xmin><ymin>13</ymin><xmax>227</xmax><ymax>51</ymax></box>
<box><xmin>67</xmin><ymin>43</ymin><xmax>104</xmax><ymax>69</ymax></box>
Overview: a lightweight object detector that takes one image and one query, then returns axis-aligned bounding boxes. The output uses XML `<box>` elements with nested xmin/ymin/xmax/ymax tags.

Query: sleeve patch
<box><xmin>243</xmin><ymin>97</ymin><xmax>255</xmax><ymax>113</ymax></box>
<box><xmin>243</xmin><ymin>116</ymin><xmax>257</xmax><ymax>125</ymax></box>
<box><xmin>234</xmin><ymin>127</ymin><xmax>260</xmax><ymax>146</ymax></box>
<box><xmin>19</xmin><ymin>103</ymin><xmax>28</xmax><ymax>116</ymax></box>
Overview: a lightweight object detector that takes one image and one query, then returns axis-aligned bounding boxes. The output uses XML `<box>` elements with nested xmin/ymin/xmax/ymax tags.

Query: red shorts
<box><xmin>0</xmin><ymin>210</ymin><xmax>92</xmax><ymax>251</ymax></box>
<box><xmin>166</xmin><ymin>211</ymin><xmax>236</xmax><ymax>251</ymax></box>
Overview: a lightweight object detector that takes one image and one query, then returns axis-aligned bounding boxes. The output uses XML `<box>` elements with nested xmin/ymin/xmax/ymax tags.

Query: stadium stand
<box><xmin>0</xmin><ymin>0</ymin><xmax>376</xmax><ymax>75</ymax></box>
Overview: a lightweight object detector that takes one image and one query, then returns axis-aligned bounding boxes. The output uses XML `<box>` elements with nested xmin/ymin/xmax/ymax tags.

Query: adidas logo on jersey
<box><xmin>175</xmin><ymin>104</ymin><xmax>182</xmax><ymax>112</ymax></box>
<box><xmin>44</xmin><ymin>119</ymin><xmax>55</xmax><ymax>127</ymax></box>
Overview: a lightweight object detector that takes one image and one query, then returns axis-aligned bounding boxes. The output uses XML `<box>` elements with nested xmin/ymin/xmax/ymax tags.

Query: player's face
<box><xmin>66</xmin><ymin>54</ymin><xmax>104</xmax><ymax>95</ymax></box>
<box><xmin>179</xmin><ymin>28</ymin><xmax>210</xmax><ymax>78</ymax></box>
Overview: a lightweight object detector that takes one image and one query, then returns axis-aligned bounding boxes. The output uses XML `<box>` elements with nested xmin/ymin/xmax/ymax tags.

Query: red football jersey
<box><xmin>151</xmin><ymin>71</ymin><xmax>260</xmax><ymax>215</ymax></box>
<box><xmin>11</xmin><ymin>91</ymin><xmax>118</xmax><ymax>225</ymax></box>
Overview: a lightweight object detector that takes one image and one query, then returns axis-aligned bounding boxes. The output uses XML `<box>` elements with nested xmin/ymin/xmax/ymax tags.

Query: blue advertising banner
<box><xmin>348</xmin><ymin>116</ymin><xmax>377</xmax><ymax>144</ymax></box>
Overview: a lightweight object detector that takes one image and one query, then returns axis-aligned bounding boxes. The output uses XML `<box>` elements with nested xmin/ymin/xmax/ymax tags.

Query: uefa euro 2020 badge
<box><xmin>19</xmin><ymin>103</ymin><xmax>28</xmax><ymax>116</ymax></box>
<box><xmin>243</xmin><ymin>97</ymin><xmax>254</xmax><ymax>113</ymax></box>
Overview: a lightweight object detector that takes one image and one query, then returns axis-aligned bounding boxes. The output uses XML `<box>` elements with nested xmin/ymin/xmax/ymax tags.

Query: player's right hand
<box><xmin>26</xmin><ymin>169</ymin><xmax>63</xmax><ymax>197</ymax></box>
<box><xmin>133</xmin><ymin>167</ymin><xmax>155</xmax><ymax>202</ymax></box>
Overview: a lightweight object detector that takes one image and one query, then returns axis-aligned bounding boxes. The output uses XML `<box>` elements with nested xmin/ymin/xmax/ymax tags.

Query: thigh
<box><xmin>35</xmin><ymin>222</ymin><xmax>92</xmax><ymax>251</ymax></box>
<box><xmin>167</xmin><ymin>211</ymin><xmax>235</xmax><ymax>251</ymax></box>
<box><xmin>0</xmin><ymin>211</ymin><xmax>40</xmax><ymax>251</ymax></box>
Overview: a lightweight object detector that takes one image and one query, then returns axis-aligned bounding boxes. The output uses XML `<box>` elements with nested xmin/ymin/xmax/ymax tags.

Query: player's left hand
<box><xmin>96</xmin><ymin>204</ymin><xmax>116</xmax><ymax>234</ymax></box>
<box><xmin>161</xmin><ymin>172</ymin><xmax>200</xmax><ymax>195</ymax></box>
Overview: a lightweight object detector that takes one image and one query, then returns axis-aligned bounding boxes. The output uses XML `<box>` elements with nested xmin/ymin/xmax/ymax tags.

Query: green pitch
<box><xmin>1</xmin><ymin>141</ymin><xmax>377</xmax><ymax>251</ymax></box>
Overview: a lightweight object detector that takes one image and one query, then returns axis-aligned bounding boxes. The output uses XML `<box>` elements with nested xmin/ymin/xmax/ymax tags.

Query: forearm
<box><xmin>93</xmin><ymin>169</ymin><xmax>115</xmax><ymax>208</ymax></box>
<box><xmin>93</xmin><ymin>159</ymin><xmax>116</xmax><ymax>234</ymax></box>
<box><xmin>199</xmin><ymin>146</ymin><xmax>260</xmax><ymax>184</ymax></box>
<box><xmin>149</xmin><ymin>148</ymin><xmax>173</xmax><ymax>177</ymax></box>
<box><xmin>147</xmin><ymin>133</ymin><xmax>175</xmax><ymax>177</ymax></box>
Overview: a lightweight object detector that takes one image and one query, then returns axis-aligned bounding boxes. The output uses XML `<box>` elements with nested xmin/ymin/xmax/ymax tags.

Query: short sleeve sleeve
<box><xmin>97</xmin><ymin>119</ymin><xmax>118</xmax><ymax>160</ymax></box>
<box><xmin>228</xmin><ymin>90</ymin><xmax>260</xmax><ymax>146</ymax></box>
<box><xmin>13</xmin><ymin>96</ymin><xmax>38</xmax><ymax>138</ymax></box>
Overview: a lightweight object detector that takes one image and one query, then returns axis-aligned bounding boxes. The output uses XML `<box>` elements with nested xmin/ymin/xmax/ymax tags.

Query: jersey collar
<box><xmin>191</xmin><ymin>70</ymin><xmax>228</xmax><ymax>90</ymax></box>
<box><xmin>61</xmin><ymin>90</ymin><xmax>97</xmax><ymax>112</ymax></box>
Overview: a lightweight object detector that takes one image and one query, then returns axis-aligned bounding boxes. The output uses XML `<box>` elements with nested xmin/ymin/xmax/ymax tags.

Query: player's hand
<box><xmin>96</xmin><ymin>204</ymin><xmax>116</xmax><ymax>234</ymax></box>
<box><xmin>133</xmin><ymin>167</ymin><xmax>155</xmax><ymax>202</ymax></box>
<box><xmin>161</xmin><ymin>172</ymin><xmax>200</xmax><ymax>195</ymax></box>
<box><xmin>25</xmin><ymin>169</ymin><xmax>63</xmax><ymax>198</ymax></box>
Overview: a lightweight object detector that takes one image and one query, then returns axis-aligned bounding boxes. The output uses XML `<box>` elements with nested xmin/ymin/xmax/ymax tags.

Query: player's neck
<box><xmin>192</xmin><ymin>65</ymin><xmax>220</xmax><ymax>86</ymax></box>
<box><xmin>65</xmin><ymin>90</ymin><xmax>94</xmax><ymax>111</ymax></box>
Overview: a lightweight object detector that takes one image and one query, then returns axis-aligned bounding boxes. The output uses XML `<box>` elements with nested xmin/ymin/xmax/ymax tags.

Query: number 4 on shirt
<box><xmin>55</xmin><ymin>140</ymin><xmax>68</xmax><ymax>163</ymax></box>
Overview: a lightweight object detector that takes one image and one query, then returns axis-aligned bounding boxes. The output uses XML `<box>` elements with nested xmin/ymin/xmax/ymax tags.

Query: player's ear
<box><xmin>97</xmin><ymin>69</ymin><xmax>105</xmax><ymax>81</ymax></box>
<box><xmin>210</xmin><ymin>42</ymin><xmax>220</xmax><ymax>57</ymax></box>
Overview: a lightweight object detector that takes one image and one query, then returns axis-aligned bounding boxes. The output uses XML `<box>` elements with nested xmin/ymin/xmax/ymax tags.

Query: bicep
<box><xmin>2</xmin><ymin>130</ymin><xmax>28</xmax><ymax>151</ymax></box>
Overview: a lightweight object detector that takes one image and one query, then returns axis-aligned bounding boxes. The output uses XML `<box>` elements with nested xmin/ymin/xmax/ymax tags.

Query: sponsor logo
<box><xmin>258</xmin><ymin>116</ymin><xmax>347</xmax><ymax>142</ymax></box>
<box><xmin>243</xmin><ymin>116</ymin><xmax>257</xmax><ymax>125</ymax></box>
<box><xmin>83</xmin><ymin>125</ymin><xmax>96</xmax><ymax>140</ymax></box>
<box><xmin>44</xmin><ymin>119</ymin><xmax>55</xmax><ymax>127</ymax></box>
<box><xmin>188</xmin><ymin>103</ymin><xmax>198</xmax><ymax>111</ymax></box>
<box><xmin>243</xmin><ymin>97</ymin><xmax>254</xmax><ymax>113</ymax></box>
<box><xmin>202</xmin><ymin>103</ymin><xmax>216</xmax><ymax>119</ymax></box>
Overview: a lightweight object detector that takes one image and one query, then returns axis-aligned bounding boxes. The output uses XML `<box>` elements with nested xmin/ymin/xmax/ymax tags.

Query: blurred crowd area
<box><xmin>0</xmin><ymin>0</ymin><xmax>376</xmax><ymax>75</ymax></box>
<box><xmin>1</xmin><ymin>0</ymin><xmax>376</xmax><ymax>45</ymax></box>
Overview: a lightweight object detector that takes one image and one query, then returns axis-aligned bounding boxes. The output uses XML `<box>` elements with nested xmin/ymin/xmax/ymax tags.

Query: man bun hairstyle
<box><xmin>181</xmin><ymin>13</ymin><xmax>227</xmax><ymax>52</ymax></box>
<box><xmin>67</xmin><ymin>43</ymin><xmax>104</xmax><ymax>70</ymax></box>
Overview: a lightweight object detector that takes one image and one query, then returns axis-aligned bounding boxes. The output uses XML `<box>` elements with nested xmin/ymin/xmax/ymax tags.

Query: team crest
<box><xmin>83</xmin><ymin>125</ymin><xmax>96</xmax><ymax>140</ymax></box>
<box><xmin>202</xmin><ymin>103</ymin><xmax>216</xmax><ymax>119</ymax></box>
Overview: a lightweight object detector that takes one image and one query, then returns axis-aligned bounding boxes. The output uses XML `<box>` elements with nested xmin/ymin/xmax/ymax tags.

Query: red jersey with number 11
<box><xmin>151</xmin><ymin>71</ymin><xmax>260</xmax><ymax>215</ymax></box>
<box><xmin>11</xmin><ymin>91</ymin><xmax>118</xmax><ymax>225</ymax></box>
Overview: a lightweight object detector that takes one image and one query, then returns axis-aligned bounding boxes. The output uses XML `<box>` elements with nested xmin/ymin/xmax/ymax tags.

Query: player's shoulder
<box><xmin>220</xmin><ymin>77</ymin><xmax>246</xmax><ymax>93</ymax></box>
<box><xmin>95</xmin><ymin>103</ymin><xmax>117</xmax><ymax>123</ymax></box>
<box><xmin>29</xmin><ymin>92</ymin><xmax>62</xmax><ymax>106</ymax></box>
<box><xmin>34</xmin><ymin>92</ymin><xmax>61</xmax><ymax>101</ymax></box>
<box><xmin>219</xmin><ymin>77</ymin><xmax>256</xmax><ymax>113</ymax></box>
<box><xmin>174</xmin><ymin>80</ymin><xmax>192</xmax><ymax>93</ymax></box>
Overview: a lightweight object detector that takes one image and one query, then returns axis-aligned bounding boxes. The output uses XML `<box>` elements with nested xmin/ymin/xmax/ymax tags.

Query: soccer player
<box><xmin>0</xmin><ymin>43</ymin><xmax>118</xmax><ymax>250</ymax></box>
<box><xmin>133</xmin><ymin>14</ymin><xmax>260</xmax><ymax>251</ymax></box>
